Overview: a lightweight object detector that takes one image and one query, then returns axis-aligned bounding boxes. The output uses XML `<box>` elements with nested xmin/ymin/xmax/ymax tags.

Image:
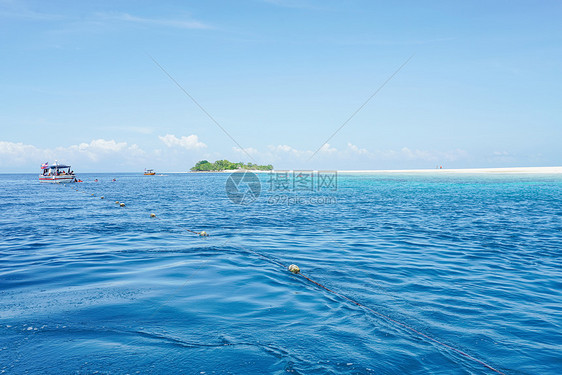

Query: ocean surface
<box><xmin>1</xmin><ymin>172</ymin><xmax>561</xmax><ymax>374</ymax></box>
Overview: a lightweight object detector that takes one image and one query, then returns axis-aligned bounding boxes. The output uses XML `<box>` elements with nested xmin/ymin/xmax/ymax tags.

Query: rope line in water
<box><xmin>62</xmin><ymin>182</ymin><xmax>505</xmax><ymax>374</ymax></box>
<box><xmin>152</xmin><ymin>215</ymin><xmax>208</xmax><ymax>237</ymax></box>
<box><xmin>64</xmin><ymin>183</ymin><xmax>208</xmax><ymax>237</ymax></box>
<box><xmin>295</xmin><ymin>271</ymin><xmax>505</xmax><ymax>374</ymax></box>
<box><xmin>208</xmin><ymin>240</ymin><xmax>505</xmax><ymax>374</ymax></box>
<box><xmin>190</xmin><ymin>232</ymin><xmax>506</xmax><ymax>374</ymax></box>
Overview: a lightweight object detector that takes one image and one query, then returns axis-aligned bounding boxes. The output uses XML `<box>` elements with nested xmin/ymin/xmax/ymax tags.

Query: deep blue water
<box><xmin>1</xmin><ymin>172</ymin><xmax>561</xmax><ymax>374</ymax></box>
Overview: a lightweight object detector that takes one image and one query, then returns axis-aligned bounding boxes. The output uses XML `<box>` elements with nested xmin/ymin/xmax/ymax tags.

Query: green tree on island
<box><xmin>190</xmin><ymin>160</ymin><xmax>273</xmax><ymax>171</ymax></box>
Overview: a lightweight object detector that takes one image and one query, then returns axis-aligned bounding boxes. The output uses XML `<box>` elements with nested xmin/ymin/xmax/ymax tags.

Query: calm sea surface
<box><xmin>1</xmin><ymin>172</ymin><xmax>561</xmax><ymax>374</ymax></box>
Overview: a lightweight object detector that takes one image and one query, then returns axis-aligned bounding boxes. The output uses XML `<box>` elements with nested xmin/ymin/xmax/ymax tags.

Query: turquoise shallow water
<box><xmin>1</xmin><ymin>172</ymin><xmax>561</xmax><ymax>374</ymax></box>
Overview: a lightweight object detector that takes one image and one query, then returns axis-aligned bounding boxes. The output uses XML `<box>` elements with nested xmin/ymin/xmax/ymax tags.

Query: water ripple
<box><xmin>1</xmin><ymin>173</ymin><xmax>561</xmax><ymax>374</ymax></box>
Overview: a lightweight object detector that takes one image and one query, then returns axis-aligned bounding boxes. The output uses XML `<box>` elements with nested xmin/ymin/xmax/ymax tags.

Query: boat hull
<box><xmin>39</xmin><ymin>175</ymin><xmax>76</xmax><ymax>183</ymax></box>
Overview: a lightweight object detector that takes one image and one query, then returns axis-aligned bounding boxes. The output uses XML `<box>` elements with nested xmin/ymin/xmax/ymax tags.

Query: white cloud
<box><xmin>158</xmin><ymin>134</ymin><xmax>207</xmax><ymax>150</ymax></box>
<box><xmin>347</xmin><ymin>143</ymin><xmax>369</xmax><ymax>155</ymax></box>
<box><xmin>126</xmin><ymin>144</ymin><xmax>145</xmax><ymax>157</ymax></box>
<box><xmin>0</xmin><ymin>141</ymin><xmax>46</xmax><ymax>163</ymax></box>
<box><xmin>374</xmin><ymin>147</ymin><xmax>468</xmax><ymax>163</ymax></box>
<box><xmin>233</xmin><ymin>146</ymin><xmax>259</xmax><ymax>155</ymax></box>
<box><xmin>269</xmin><ymin>144</ymin><xmax>294</xmax><ymax>153</ymax></box>
<box><xmin>267</xmin><ymin>144</ymin><xmax>312</xmax><ymax>159</ymax></box>
<box><xmin>78</xmin><ymin>139</ymin><xmax>127</xmax><ymax>152</ymax></box>
<box><xmin>400</xmin><ymin>147</ymin><xmax>436</xmax><ymax>161</ymax></box>
<box><xmin>0</xmin><ymin>139</ymin><xmax>146</xmax><ymax>168</ymax></box>
<box><xmin>487</xmin><ymin>150</ymin><xmax>515</xmax><ymax>164</ymax></box>
<box><xmin>319</xmin><ymin>143</ymin><xmax>337</xmax><ymax>154</ymax></box>
<box><xmin>443</xmin><ymin>148</ymin><xmax>469</xmax><ymax>161</ymax></box>
<box><xmin>97</xmin><ymin>12</ymin><xmax>212</xmax><ymax>30</ymax></box>
<box><xmin>67</xmin><ymin>139</ymin><xmax>131</xmax><ymax>161</ymax></box>
<box><xmin>0</xmin><ymin>2</ymin><xmax>64</xmax><ymax>21</ymax></box>
<box><xmin>0</xmin><ymin>141</ymin><xmax>36</xmax><ymax>154</ymax></box>
<box><xmin>259</xmin><ymin>142</ymin><xmax>469</xmax><ymax>167</ymax></box>
<box><xmin>1</xmin><ymin>136</ymin><xmax>471</xmax><ymax>172</ymax></box>
<box><xmin>264</xmin><ymin>143</ymin><xmax>336</xmax><ymax>160</ymax></box>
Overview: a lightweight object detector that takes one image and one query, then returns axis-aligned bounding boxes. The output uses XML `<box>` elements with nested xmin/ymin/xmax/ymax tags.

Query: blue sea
<box><xmin>1</xmin><ymin>172</ymin><xmax>561</xmax><ymax>374</ymax></box>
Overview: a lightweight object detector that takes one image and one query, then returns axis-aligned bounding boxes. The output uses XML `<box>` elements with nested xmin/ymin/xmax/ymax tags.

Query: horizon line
<box><xmin>4</xmin><ymin>166</ymin><xmax>562</xmax><ymax>175</ymax></box>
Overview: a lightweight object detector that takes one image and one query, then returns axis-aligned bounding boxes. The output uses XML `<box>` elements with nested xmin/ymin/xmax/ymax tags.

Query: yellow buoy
<box><xmin>288</xmin><ymin>264</ymin><xmax>300</xmax><ymax>274</ymax></box>
<box><xmin>199</xmin><ymin>231</ymin><xmax>208</xmax><ymax>237</ymax></box>
<box><xmin>115</xmin><ymin>201</ymin><xmax>119</xmax><ymax>204</ymax></box>
<box><xmin>150</xmin><ymin>213</ymin><xmax>156</xmax><ymax>218</ymax></box>
<box><xmin>91</xmin><ymin>194</ymin><xmax>94</xmax><ymax>196</ymax></box>
<box><xmin>120</xmin><ymin>203</ymin><xmax>125</xmax><ymax>207</ymax></box>
<box><xmin>100</xmin><ymin>196</ymin><xmax>104</xmax><ymax>199</ymax></box>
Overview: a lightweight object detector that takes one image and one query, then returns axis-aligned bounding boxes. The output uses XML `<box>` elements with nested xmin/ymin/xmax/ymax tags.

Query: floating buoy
<box><xmin>288</xmin><ymin>264</ymin><xmax>300</xmax><ymax>274</ymax></box>
<box><xmin>91</xmin><ymin>194</ymin><xmax>94</xmax><ymax>196</ymax></box>
<box><xmin>199</xmin><ymin>231</ymin><xmax>208</xmax><ymax>237</ymax></box>
<box><xmin>150</xmin><ymin>213</ymin><xmax>156</xmax><ymax>218</ymax></box>
<box><xmin>120</xmin><ymin>203</ymin><xmax>125</xmax><ymax>207</ymax></box>
<box><xmin>115</xmin><ymin>201</ymin><xmax>119</xmax><ymax>204</ymax></box>
<box><xmin>100</xmin><ymin>196</ymin><xmax>104</xmax><ymax>199</ymax></box>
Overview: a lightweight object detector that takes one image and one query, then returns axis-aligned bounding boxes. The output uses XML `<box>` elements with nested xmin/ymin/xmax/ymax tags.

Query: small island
<box><xmin>191</xmin><ymin>159</ymin><xmax>273</xmax><ymax>172</ymax></box>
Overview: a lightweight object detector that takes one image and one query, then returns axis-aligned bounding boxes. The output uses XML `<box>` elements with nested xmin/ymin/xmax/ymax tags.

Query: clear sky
<box><xmin>1</xmin><ymin>0</ymin><xmax>561</xmax><ymax>172</ymax></box>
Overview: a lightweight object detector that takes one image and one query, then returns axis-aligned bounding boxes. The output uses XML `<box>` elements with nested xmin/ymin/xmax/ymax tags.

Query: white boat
<box><xmin>39</xmin><ymin>162</ymin><xmax>77</xmax><ymax>183</ymax></box>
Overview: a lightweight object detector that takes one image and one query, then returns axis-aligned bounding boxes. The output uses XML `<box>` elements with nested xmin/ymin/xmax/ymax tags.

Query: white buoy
<box><xmin>150</xmin><ymin>213</ymin><xmax>156</xmax><ymax>218</ymax></box>
<box><xmin>288</xmin><ymin>264</ymin><xmax>300</xmax><ymax>274</ymax></box>
<box><xmin>120</xmin><ymin>203</ymin><xmax>125</xmax><ymax>207</ymax></box>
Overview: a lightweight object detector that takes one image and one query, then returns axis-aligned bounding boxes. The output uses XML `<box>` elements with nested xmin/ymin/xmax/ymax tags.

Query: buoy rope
<box><xmin>238</xmin><ymin>246</ymin><xmax>287</xmax><ymax>269</ymax></box>
<box><xmin>65</xmin><ymin>184</ymin><xmax>208</xmax><ymax>236</ymax></box>
<box><xmin>186</xmin><ymin>233</ymin><xmax>506</xmax><ymax>374</ymax></box>
<box><xmin>295</xmin><ymin>271</ymin><xmax>505</xmax><ymax>374</ymax></box>
<box><xmin>198</xmin><ymin>238</ymin><xmax>506</xmax><ymax>374</ymax></box>
<box><xmin>152</xmin><ymin>215</ymin><xmax>208</xmax><ymax>237</ymax></box>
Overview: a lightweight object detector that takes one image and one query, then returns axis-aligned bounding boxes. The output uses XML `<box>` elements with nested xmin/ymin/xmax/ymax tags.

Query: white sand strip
<box><xmin>336</xmin><ymin>166</ymin><xmax>562</xmax><ymax>174</ymax></box>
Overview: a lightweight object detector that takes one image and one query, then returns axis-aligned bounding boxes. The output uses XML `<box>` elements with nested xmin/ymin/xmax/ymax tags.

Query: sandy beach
<box><xmin>182</xmin><ymin>167</ymin><xmax>562</xmax><ymax>174</ymax></box>
<box><xmin>336</xmin><ymin>166</ymin><xmax>562</xmax><ymax>174</ymax></box>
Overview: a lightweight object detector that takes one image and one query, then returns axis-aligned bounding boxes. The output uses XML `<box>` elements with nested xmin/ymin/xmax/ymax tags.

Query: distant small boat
<box><xmin>39</xmin><ymin>162</ymin><xmax>76</xmax><ymax>183</ymax></box>
<box><xmin>144</xmin><ymin>169</ymin><xmax>156</xmax><ymax>175</ymax></box>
